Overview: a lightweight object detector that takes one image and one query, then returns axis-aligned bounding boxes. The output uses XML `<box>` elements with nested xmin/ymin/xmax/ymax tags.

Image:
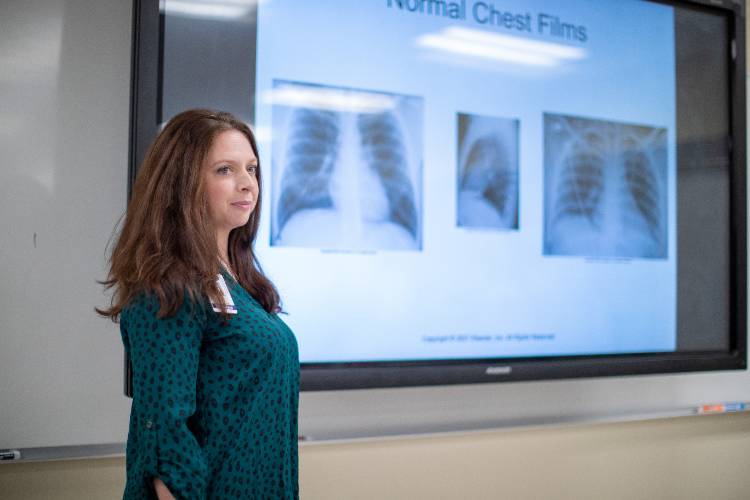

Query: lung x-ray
<box><xmin>456</xmin><ymin>113</ymin><xmax>519</xmax><ymax>230</ymax></box>
<box><xmin>271</xmin><ymin>81</ymin><xmax>423</xmax><ymax>251</ymax></box>
<box><xmin>544</xmin><ymin>113</ymin><xmax>668</xmax><ymax>259</ymax></box>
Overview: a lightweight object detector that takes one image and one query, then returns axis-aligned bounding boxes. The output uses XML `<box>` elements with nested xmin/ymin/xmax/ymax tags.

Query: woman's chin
<box><xmin>232</xmin><ymin>216</ymin><xmax>252</xmax><ymax>229</ymax></box>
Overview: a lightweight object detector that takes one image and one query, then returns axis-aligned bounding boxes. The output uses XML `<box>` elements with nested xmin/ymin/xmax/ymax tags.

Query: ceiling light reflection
<box><xmin>418</xmin><ymin>34</ymin><xmax>557</xmax><ymax>66</ymax></box>
<box><xmin>264</xmin><ymin>86</ymin><xmax>397</xmax><ymax>114</ymax></box>
<box><xmin>164</xmin><ymin>0</ymin><xmax>263</xmax><ymax>20</ymax></box>
<box><xmin>417</xmin><ymin>26</ymin><xmax>587</xmax><ymax>67</ymax></box>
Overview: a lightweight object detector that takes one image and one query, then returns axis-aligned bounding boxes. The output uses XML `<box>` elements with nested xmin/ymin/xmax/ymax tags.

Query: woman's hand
<box><xmin>153</xmin><ymin>477</ymin><xmax>176</xmax><ymax>500</ymax></box>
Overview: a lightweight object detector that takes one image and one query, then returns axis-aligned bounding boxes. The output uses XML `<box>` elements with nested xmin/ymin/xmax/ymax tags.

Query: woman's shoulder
<box><xmin>121</xmin><ymin>289</ymin><xmax>210</xmax><ymax>326</ymax></box>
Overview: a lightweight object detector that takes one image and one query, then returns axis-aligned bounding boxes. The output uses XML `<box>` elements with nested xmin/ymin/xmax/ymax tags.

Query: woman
<box><xmin>98</xmin><ymin>109</ymin><xmax>299</xmax><ymax>499</ymax></box>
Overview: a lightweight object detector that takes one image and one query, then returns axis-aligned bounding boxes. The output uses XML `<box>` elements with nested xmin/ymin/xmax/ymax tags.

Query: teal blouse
<box><xmin>120</xmin><ymin>275</ymin><xmax>299</xmax><ymax>499</ymax></box>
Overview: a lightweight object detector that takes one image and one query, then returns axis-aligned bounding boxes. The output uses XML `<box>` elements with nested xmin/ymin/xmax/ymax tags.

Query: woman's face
<box><xmin>203</xmin><ymin>129</ymin><xmax>259</xmax><ymax>234</ymax></box>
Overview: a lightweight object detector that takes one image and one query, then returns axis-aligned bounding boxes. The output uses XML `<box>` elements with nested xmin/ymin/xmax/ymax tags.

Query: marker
<box><xmin>724</xmin><ymin>402</ymin><xmax>747</xmax><ymax>412</ymax></box>
<box><xmin>0</xmin><ymin>450</ymin><xmax>21</xmax><ymax>461</ymax></box>
<box><xmin>699</xmin><ymin>404</ymin><xmax>725</xmax><ymax>414</ymax></box>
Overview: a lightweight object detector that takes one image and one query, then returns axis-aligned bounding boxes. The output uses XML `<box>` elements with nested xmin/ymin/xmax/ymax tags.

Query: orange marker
<box><xmin>699</xmin><ymin>404</ymin><xmax>725</xmax><ymax>414</ymax></box>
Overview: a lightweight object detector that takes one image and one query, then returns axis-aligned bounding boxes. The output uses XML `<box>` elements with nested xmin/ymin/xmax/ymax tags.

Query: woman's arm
<box><xmin>122</xmin><ymin>294</ymin><xmax>210</xmax><ymax>499</ymax></box>
<box><xmin>154</xmin><ymin>477</ymin><xmax>176</xmax><ymax>500</ymax></box>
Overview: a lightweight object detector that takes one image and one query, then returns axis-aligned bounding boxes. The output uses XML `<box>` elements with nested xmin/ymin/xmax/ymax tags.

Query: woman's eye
<box><xmin>247</xmin><ymin>165</ymin><xmax>258</xmax><ymax>175</ymax></box>
<box><xmin>217</xmin><ymin>165</ymin><xmax>231</xmax><ymax>174</ymax></box>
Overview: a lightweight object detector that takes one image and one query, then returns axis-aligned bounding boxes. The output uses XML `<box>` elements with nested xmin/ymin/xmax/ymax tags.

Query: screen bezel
<box><xmin>128</xmin><ymin>0</ymin><xmax>747</xmax><ymax>393</ymax></box>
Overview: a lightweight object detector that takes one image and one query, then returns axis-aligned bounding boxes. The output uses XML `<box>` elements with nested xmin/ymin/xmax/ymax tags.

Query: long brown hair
<box><xmin>97</xmin><ymin>109</ymin><xmax>280</xmax><ymax>320</ymax></box>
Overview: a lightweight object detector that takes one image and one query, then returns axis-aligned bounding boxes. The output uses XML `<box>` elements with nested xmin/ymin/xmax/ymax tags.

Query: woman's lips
<box><xmin>231</xmin><ymin>201</ymin><xmax>253</xmax><ymax>210</ymax></box>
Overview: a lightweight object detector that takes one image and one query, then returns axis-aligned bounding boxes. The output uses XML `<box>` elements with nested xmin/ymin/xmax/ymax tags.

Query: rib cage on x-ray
<box><xmin>545</xmin><ymin>114</ymin><xmax>667</xmax><ymax>259</ymax></box>
<box><xmin>552</xmin><ymin>131</ymin><xmax>606</xmax><ymax>230</ymax></box>
<box><xmin>460</xmin><ymin>135</ymin><xmax>517</xmax><ymax>227</ymax></box>
<box><xmin>621</xmin><ymin>136</ymin><xmax>662</xmax><ymax>240</ymax></box>
<box><xmin>357</xmin><ymin>112</ymin><xmax>418</xmax><ymax>239</ymax></box>
<box><xmin>276</xmin><ymin>109</ymin><xmax>340</xmax><ymax>232</ymax></box>
<box><xmin>463</xmin><ymin>137</ymin><xmax>511</xmax><ymax>212</ymax></box>
<box><xmin>272</xmin><ymin>96</ymin><xmax>422</xmax><ymax>251</ymax></box>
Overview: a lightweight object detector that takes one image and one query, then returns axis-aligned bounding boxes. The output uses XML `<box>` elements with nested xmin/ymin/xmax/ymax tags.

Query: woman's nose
<box><xmin>239</xmin><ymin>170</ymin><xmax>254</xmax><ymax>190</ymax></box>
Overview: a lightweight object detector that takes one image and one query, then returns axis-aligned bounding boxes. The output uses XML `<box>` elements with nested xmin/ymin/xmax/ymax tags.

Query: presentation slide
<box><xmin>253</xmin><ymin>0</ymin><xmax>677</xmax><ymax>362</ymax></box>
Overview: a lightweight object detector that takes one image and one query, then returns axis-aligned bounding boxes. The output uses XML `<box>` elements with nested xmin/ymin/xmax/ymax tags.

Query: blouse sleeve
<box><xmin>121</xmin><ymin>293</ymin><xmax>210</xmax><ymax>500</ymax></box>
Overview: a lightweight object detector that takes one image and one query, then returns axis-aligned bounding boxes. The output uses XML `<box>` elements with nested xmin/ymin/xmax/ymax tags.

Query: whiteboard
<box><xmin>0</xmin><ymin>0</ymin><xmax>132</xmax><ymax>451</ymax></box>
<box><xmin>0</xmin><ymin>0</ymin><xmax>748</xmax><ymax>458</ymax></box>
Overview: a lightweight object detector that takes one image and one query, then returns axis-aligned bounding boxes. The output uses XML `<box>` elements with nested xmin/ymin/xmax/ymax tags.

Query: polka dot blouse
<box><xmin>120</xmin><ymin>274</ymin><xmax>299</xmax><ymax>499</ymax></box>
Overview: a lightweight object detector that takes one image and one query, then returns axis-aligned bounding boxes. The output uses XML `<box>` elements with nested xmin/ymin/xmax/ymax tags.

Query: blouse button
<box><xmin>145</xmin><ymin>420</ymin><xmax>153</xmax><ymax>429</ymax></box>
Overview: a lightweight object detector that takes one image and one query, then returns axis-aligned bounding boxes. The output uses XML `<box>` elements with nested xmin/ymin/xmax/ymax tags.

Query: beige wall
<box><xmin>1</xmin><ymin>413</ymin><xmax>750</xmax><ymax>499</ymax></box>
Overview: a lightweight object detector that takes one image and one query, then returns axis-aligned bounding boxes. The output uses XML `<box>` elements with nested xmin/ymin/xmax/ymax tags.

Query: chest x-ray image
<box><xmin>270</xmin><ymin>80</ymin><xmax>423</xmax><ymax>251</ymax></box>
<box><xmin>544</xmin><ymin>113</ymin><xmax>668</xmax><ymax>259</ymax></box>
<box><xmin>456</xmin><ymin>113</ymin><xmax>519</xmax><ymax>230</ymax></box>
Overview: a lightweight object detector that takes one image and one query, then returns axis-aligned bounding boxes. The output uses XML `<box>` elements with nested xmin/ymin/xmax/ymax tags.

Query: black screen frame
<box><xmin>127</xmin><ymin>0</ymin><xmax>747</xmax><ymax>393</ymax></box>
